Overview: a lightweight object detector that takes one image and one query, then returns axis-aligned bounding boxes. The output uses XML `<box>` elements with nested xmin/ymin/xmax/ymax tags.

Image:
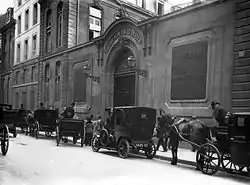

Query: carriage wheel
<box><xmin>221</xmin><ymin>153</ymin><xmax>245</xmax><ymax>174</ymax></box>
<box><xmin>34</xmin><ymin>121</ymin><xmax>39</xmax><ymax>139</ymax></box>
<box><xmin>73</xmin><ymin>138</ymin><xmax>77</xmax><ymax>144</ymax></box>
<box><xmin>196</xmin><ymin>143</ymin><xmax>220</xmax><ymax>175</ymax></box>
<box><xmin>91</xmin><ymin>135</ymin><xmax>100</xmax><ymax>152</ymax></box>
<box><xmin>81</xmin><ymin>134</ymin><xmax>85</xmax><ymax>147</ymax></box>
<box><xmin>1</xmin><ymin>125</ymin><xmax>9</xmax><ymax>156</ymax></box>
<box><xmin>56</xmin><ymin>126</ymin><xmax>60</xmax><ymax>146</ymax></box>
<box><xmin>117</xmin><ymin>139</ymin><xmax>130</xmax><ymax>159</ymax></box>
<box><xmin>145</xmin><ymin>141</ymin><xmax>156</xmax><ymax>159</ymax></box>
<box><xmin>13</xmin><ymin>127</ymin><xmax>17</xmax><ymax>138</ymax></box>
<box><xmin>247</xmin><ymin>165</ymin><xmax>250</xmax><ymax>177</ymax></box>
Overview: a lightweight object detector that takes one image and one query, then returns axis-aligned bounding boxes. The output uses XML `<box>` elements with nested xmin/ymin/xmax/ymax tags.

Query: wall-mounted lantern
<box><xmin>85</xmin><ymin>73</ymin><xmax>100</xmax><ymax>83</ymax></box>
<box><xmin>83</xmin><ymin>63</ymin><xmax>91</xmax><ymax>71</ymax></box>
<box><xmin>127</xmin><ymin>55</ymin><xmax>147</xmax><ymax>78</ymax></box>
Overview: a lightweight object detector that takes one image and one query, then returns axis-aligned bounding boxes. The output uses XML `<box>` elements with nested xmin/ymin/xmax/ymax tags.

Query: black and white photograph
<box><xmin>0</xmin><ymin>0</ymin><xmax>250</xmax><ymax>184</ymax></box>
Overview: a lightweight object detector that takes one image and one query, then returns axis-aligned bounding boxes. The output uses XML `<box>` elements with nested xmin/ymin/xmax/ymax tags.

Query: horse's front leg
<box><xmin>170</xmin><ymin>133</ymin><xmax>179</xmax><ymax>165</ymax></box>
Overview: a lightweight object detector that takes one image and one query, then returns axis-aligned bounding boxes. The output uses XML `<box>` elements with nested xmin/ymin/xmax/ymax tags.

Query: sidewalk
<box><xmin>154</xmin><ymin>148</ymin><xmax>196</xmax><ymax>166</ymax></box>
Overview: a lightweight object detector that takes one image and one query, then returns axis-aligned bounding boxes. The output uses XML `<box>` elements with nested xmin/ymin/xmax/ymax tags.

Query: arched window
<box><xmin>55</xmin><ymin>61</ymin><xmax>61</xmax><ymax>101</ymax></box>
<box><xmin>57</xmin><ymin>2</ymin><xmax>63</xmax><ymax>47</ymax></box>
<box><xmin>45</xmin><ymin>63</ymin><xmax>50</xmax><ymax>102</ymax></box>
<box><xmin>46</xmin><ymin>9</ymin><xmax>52</xmax><ymax>52</ymax></box>
<box><xmin>45</xmin><ymin>63</ymin><xmax>50</xmax><ymax>83</ymax></box>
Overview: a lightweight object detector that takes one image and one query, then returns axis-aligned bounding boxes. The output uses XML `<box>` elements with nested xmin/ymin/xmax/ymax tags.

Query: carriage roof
<box><xmin>105</xmin><ymin>106</ymin><xmax>156</xmax><ymax>111</ymax></box>
<box><xmin>34</xmin><ymin>108</ymin><xmax>57</xmax><ymax>118</ymax></box>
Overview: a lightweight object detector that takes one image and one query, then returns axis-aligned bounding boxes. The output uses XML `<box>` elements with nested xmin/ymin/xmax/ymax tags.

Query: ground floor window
<box><xmin>73</xmin><ymin>63</ymin><xmax>87</xmax><ymax>102</ymax></box>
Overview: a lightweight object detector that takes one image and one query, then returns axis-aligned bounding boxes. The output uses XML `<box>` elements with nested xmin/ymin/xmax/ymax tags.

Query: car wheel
<box><xmin>91</xmin><ymin>135</ymin><xmax>100</xmax><ymax>152</ymax></box>
<box><xmin>145</xmin><ymin>141</ymin><xmax>156</xmax><ymax>159</ymax></box>
<box><xmin>117</xmin><ymin>139</ymin><xmax>130</xmax><ymax>159</ymax></box>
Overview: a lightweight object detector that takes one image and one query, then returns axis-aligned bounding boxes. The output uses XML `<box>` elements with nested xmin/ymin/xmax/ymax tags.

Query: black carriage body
<box><xmin>56</xmin><ymin>118</ymin><xmax>85</xmax><ymax>147</ymax></box>
<box><xmin>34</xmin><ymin>109</ymin><xmax>58</xmax><ymax>132</ymax></box>
<box><xmin>0</xmin><ymin>104</ymin><xmax>18</xmax><ymax>136</ymax></box>
<box><xmin>58</xmin><ymin>118</ymin><xmax>85</xmax><ymax>138</ymax></box>
<box><xmin>110</xmin><ymin>107</ymin><xmax>157</xmax><ymax>145</ymax></box>
<box><xmin>14</xmin><ymin>109</ymin><xmax>31</xmax><ymax>129</ymax></box>
<box><xmin>228</xmin><ymin>112</ymin><xmax>250</xmax><ymax>166</ymax></box>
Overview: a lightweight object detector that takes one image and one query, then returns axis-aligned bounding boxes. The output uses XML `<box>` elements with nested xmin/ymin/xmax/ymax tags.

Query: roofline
<box><xmin>138</xmin><ymin>0</ymin><xmax>228</xmax><ymax>26</ymax></box>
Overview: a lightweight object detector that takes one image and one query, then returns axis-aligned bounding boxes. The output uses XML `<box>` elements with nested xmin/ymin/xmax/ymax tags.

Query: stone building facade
<box><xmin>37</xmin><ymin>0</ymin><xmax>157</xmax><ymax>110</ymax></box>
<box><xmin>0</xmin><ymin>8</ymin><xmax>16</xmax><ymax>105</ymax></box>
<box><xmin>11</xmin><ymin>0</ymin><xmax>41</xmax><ymax>110</ymax></box>
<box><xmin>38</xmin><ymin>0</ymin><xmax>238</xmax><ymax>126</ymax></box>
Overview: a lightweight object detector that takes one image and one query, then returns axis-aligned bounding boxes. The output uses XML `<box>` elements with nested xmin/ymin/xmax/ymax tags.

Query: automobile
<box><xmin>91</xmin><ymin>106</ymin><xmax>157</xmax><ymax>159</ymax></box>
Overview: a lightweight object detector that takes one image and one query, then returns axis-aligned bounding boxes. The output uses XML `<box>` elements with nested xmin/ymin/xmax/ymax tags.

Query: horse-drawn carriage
<box><xmin>215</xmin><ymin>112</ymin><xmax>250</xmax><ymax>175</ymax></box>
<box><xmin>91</xmin><ymin>106</ymin><xmax>157</xmax><ymax>159</ymax></box>
<box><xmin>56</xmin><ymin>118</ymin><xmax>85</xmax><ymax>147</ymax></box>
<box><xmin>165</xmin><ymin>111</ymin><xmax>250</xmax><ymax>176</ymax></box>
<box><xmin>14</xmin><ymin>108</ymin><xmax>32</xmax><ymax>134</ymax></box>
<box><xmin>32</xmin><ymin>108</ymin><xmax>58</xmax><ymax>138</ymax></box>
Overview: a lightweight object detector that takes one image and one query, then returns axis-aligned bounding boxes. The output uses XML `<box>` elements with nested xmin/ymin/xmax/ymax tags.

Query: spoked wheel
<box><xmin>117</xmin><ymin>139</ymin><xmax>130</xmax><ymax>159</ymax></box>
<box><xmin>247</xmin><ymin>165</ymin><xmax>250</xmax><ymax>177</ymax></box>
<box><xmin>91</xmin><ymin>135</ymin><xmax>100</xmax><ymax>152</ymax></box>
<box><xmin>56</xmin><ymin>126</ymin><xmax>60</xmax><ymax>146</ymax></box>
<box><xmin>81</xmin><ymin>133</ymin><xmax>85</xmax><ymax>147</ymax></box>
<box><xmin>100</xmin><ymin>129</ymin><xmax>109</xmax><ymax>147</ymax></box>
<box><xmin>1</xmin><ymin>125</ymin><xmax>10</xmax><ymax>156</ymax></box>
<box><xmin>221</xmin><ymin>153</ymin><xmax>245</xmax><ymax>174</ymax></box>
<box><xmin>13</xmin><ymin>127</ymin><xmax>17</xmax><ymax>138</ymax></box>
<box><xmin>34</xmin><ymin>121</ymin><xmax>39</xmax><ymax>139</ymax></box>
<box><xmin>196</xmin><ymin>143</ymin><xmax>220</xmax><ymax>175</ymax></box>
<box><xmin>145</xmin><ymin>141</ymin><xmax>157</xmax><ymax>159</ymax></box>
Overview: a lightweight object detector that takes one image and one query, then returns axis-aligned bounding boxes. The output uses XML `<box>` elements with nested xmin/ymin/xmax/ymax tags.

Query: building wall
<box><xmin>145</xmin><ymin>0</ymin><xmax>235</xmax><ymax>125</ymax></box>
<box><xmin>13</xmin><ymin>0</ymin><xmax>40</xmax><ymax>64</ymax></box>
<box><xmin>12</xmin><ymin>0</ymin><xmax>41</xmax><ymax>110</ymax></box>
<box><xmin>232</xmin><ymin>0</ymin><xmax>250</xmax><ymax>112</ymax></box>
<box><xmin>0</xmin><ymin>8</ymin><xmax>15</xmax><ymax>105</ymax></box>
<box><xmin>38</xmin><ymin>0</ymin><xmax>155</xmax><ymax>110</ymax></box>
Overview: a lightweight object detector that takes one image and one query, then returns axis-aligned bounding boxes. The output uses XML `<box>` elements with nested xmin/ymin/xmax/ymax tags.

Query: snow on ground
<box><xmin>0</xmin><ymin>133</ymin><xmax>249</xmax><ymax>185</ymax></box>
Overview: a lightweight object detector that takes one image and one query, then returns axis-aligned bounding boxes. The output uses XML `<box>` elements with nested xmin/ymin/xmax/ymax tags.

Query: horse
<box><xmin>166</xmin><ymin>115</ymin><xmax>209</xmax><ymax>165</ymax></box>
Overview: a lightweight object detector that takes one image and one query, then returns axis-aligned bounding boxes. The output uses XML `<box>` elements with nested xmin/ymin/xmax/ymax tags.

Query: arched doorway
<box><xmin>112</xmin><ymin>47</ymin><xmax>137</xmax><ymax>107</ymax></box>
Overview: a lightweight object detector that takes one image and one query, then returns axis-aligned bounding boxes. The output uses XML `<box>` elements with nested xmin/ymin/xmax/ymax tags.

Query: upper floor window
<box><xmin>46</xmin><ymin>9</ymin><xmax>52</xmax><ymax>52</ymax></box>
<box><xmin>89</xmin><ymin>6</ymin><xmax>102</xmax><ymax>41</ymax></box>
<box><xmin>24</xmin><ymin>39</ymin><xmax>28</xmax><ymax>60</ymax></box>
<box><xmin>55</xmin><ymin>61</ymin><xmax>61</xmax><ymax>101</ymax></box>
<box><xmin>33</xmin><ymin>3</ymin><xmax>38</xmax><ymax>25</ymax></box>
<box><xmin>158</xmin><ymin>1</ymin><xmax>164</xmax><ymax>15</ymax></box>
<box><xmin>18</xmin><ymin>15</ymin><xmax>21</xmax><ymax>34</ymax></box>
<box><xmin>18</xmin><ymin>0</ymin><xmax>22</xmax><ymax>7</ymax></box>
<box><xmin>25</xmin><ymin>9</ymin><xmax>29</xmax><ymax>30</ymax></box>
<box><xmin>31</xmin><ymin>66</ymin><xmax>36</xmax><ymax>82</ymax></box>
<box><xmin>16</xmin><ymin>71</ymin><xmax>20</xmax><ymax>84</ymax></box>
<box><xmin>16</xmin><ymin>43</ymin><xmax>21</xmax><ymax>63</ymax></box>
<box><xmin>32</xmin><ymin>34</ymin><xmax>37</xmax><ymax>56</ymax></box>
<box><xmin>57</xmin><ymin>2</ymin><xmax>63</xmax><ymax>47</ymax></box>
<box><xmin>23</xmin><ymin>68</ymin><xmax>27</xmax><ymax>84</ymax></box>
<box><xmin>45</xmin><ymin>63</ymin><xmax>50</xmax><ymax>83</ymax></box>
<box><xmin>137</xmin><ymin>0</ymin><xmax>145</xmax><ymax>8</ymax></box>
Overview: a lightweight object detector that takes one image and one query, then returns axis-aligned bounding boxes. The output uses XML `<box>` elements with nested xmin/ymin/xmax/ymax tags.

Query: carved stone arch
<box><xmin>105</xmin><ymin>37</ymin><xmax>139</xmax><ymax>74</ymax></box>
